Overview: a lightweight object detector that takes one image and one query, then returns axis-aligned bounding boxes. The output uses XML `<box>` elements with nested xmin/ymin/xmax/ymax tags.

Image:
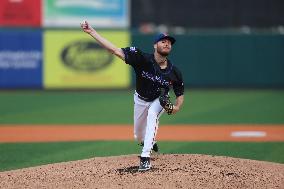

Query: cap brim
<box><xmin>161</xmin><ymin>36</ymin><xmax>176</xmax><ymax>45</ymax></box>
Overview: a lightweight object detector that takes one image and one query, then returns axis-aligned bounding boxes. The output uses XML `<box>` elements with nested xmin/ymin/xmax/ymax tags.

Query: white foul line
<box><xmin>231</xmin><ymin>131</ymin><xmax>267</xmax><ymax>138</ymax></box>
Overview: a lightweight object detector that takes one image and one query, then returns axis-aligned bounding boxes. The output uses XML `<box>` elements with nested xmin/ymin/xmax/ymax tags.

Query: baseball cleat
<box><xmin>152</xmin><ymin>142</ymin><xmax>159</xmax><ymax>153</ymax></box>
<box><xmin>138</xmin><ymin>157</ymin><xmax>151</xmax><ymax>171</ymax></box>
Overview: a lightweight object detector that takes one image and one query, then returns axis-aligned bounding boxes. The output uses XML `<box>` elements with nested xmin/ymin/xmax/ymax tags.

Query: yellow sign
<box><xmin>44</xmin><ymin>30</ymin><xmax>130</xmax><ymax>89</ymax></box>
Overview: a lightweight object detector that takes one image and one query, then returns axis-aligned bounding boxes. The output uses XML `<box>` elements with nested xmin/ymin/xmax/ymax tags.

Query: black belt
<box><xmin>138</xmin><ymin>94</ymin><xmax>153</xmax><ymax>102</ymax></box>
<box><xmin>137</xmin><ymin>93</ymin><xmax>159</xmax><ymax>102</ymax></box>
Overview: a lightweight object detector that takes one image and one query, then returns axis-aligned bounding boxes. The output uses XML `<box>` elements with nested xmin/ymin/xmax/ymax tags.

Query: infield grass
<box><xmin>0</xmin><ymin>141</ymin><xmax>283</xmax><ymax>171</ymax></box>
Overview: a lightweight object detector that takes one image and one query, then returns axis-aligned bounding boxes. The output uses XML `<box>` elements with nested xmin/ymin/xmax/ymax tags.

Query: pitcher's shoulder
<box><xmin>172</xmin><ymin>65</ymin><xmax>183</xmax><ymax>76</ymax></box>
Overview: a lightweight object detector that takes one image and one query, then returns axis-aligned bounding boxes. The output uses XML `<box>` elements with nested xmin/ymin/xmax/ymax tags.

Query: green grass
<box><xmin>0</xmin><ymin>91</ymin><xmax>133</xmax><ymax>124</ymax></box>
<box><xmin>0</xmin><ymin>89</ymin><xmax>283</xmax><ymax>124</ymax></box>
<box><xmin>0</xmin><ymin>90</ymin><xmax>283</xmax><ymax>172</ymax></box>
<box><xmin>0</xmin><ymin>141</ymin><xmax>283</xmax><ymax>171</ymax></box>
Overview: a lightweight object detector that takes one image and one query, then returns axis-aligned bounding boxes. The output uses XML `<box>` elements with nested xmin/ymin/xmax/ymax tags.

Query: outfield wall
<box><xmin>0</xmin><ymin>29</ymin><xmax>131</xmax><ymax>89</ymax></box>
<box><xmin>0</xmin><ymin>0</ymin><xmax>283</xmax><ymax>89</ymax></box>
<box><xmin>0</xmin><ymin>30</ymin><xmax>284</xmax><ymax>88</ymax></box>
<box><xmin>132</xmin><ymin>32</ymin><xmax>284</xmax><ymax>88</ymax></box>
<box><xmin>0</xmin><ymin>0</ymin><xmax>131</xmax><ymax>89</ymax></box>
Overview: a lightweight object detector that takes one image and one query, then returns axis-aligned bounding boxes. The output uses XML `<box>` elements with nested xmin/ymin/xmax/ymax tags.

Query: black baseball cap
<box><xmin>154</xmin><ymin>33</ymin><xmax>176</xmax><ymax>45</ymax></box>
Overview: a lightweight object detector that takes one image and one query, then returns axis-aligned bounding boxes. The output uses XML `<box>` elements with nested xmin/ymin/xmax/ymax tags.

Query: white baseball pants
<box><xmin>133</xmin><ymin>91</ymin><xmax>164</xmax><ymax>157</ymax></box>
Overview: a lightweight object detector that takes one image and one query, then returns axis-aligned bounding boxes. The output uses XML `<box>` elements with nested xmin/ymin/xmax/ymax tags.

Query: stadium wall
<box><xmin>132</xmin><ymin>32</ymin><xmax>284</xmax><ymax>88</ymax></box>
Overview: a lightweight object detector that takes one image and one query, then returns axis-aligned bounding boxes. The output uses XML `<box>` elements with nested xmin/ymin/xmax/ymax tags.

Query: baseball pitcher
<box><xmin>81</xmin><ymin>21</ymin><xmax>184</xmax><ymax>171</ymax></box>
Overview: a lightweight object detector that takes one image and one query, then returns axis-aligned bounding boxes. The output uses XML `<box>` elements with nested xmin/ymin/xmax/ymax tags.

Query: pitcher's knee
<box><xmin>147</xmin><ymin>109</ymin><xmax>158</xmax><ymax>119</ymax></box>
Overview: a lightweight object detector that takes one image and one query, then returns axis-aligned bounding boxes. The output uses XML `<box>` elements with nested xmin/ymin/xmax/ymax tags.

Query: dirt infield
<box><xmin>1</xmin><ymin>125</ymin><xmax>284</xmax><ymax>188</ymax></box>
<box><xmin>0</xmin><ymin>154</ymin><xmax>283</xmax><ymax>189</ymax></box>
<box><xmin>0</xmin><ymin>125</ymin><xmax>284</xmax><ymax>142</ymax></box>
<box><xmin>0</xmin><ymin>124</ymin><xmax>284</xmax><ymax>142</ymax></box>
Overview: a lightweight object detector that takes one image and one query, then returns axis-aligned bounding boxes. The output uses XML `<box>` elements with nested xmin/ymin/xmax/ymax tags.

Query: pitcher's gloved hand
<box><xmin>159</xmin><ymin>95</ymin><xmax>174</xmax><ymax>115</ymax></box>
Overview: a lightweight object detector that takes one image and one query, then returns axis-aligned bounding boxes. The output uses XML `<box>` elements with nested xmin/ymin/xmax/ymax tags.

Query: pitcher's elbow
<box><xmin>113</xmin><ymin>48</ymin><xmax>125</xmax><ymax>60</ymax></box>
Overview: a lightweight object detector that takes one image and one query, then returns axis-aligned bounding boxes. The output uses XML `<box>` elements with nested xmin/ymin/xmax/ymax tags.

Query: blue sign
<box><xmin>0</xmin><ymin>30</ymin><xmax>43</xmax><ymax>88</ymax></box>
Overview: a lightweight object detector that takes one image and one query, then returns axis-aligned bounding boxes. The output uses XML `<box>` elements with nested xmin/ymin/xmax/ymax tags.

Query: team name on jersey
<box><xmin>129</xmin><ymin>47</ymin><xmax>137</xmax><ymax>52</ymax></box>
<box><xmin>141</xmin><ymin>71</ymin><xmax>170</xmax><ymax>86</ymax></box>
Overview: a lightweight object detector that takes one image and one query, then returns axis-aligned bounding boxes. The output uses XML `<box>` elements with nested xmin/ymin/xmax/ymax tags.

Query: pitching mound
<box><xmin>0</xmin><ymin>154</ymin><xmax>283</xmax><ymax>189</ymax></box>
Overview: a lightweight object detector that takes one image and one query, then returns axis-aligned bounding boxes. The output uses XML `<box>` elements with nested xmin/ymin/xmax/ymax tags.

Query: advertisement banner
<box><xmin>0</xmin><ymin>30</ymin><xmax>43</xmax><ymax>88</ymax></box>
<box><xmin>44</xmin><ymin>0</ymin><xmax>129</xmax><ymax>28</ymax></box>
<box><xmin>0</xmin><ymin>0</ymin><xmax>41</xmax><ymax>27</ymax></box>
<box><xmin>44</xmin><ymin>30</ymin><xmax>130</xmax><ymax>89</ymax></box>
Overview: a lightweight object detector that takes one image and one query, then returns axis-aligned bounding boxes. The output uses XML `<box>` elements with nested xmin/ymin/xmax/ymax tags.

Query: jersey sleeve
<box><xmin>173</xmin><ymin>67</ymin><xmax>184</xmax><ymax>97</ymax></box>
<box><xmin>121</xmin><ymin>47</ymin><xmax>144</xmax><ymax>67</ymax></box>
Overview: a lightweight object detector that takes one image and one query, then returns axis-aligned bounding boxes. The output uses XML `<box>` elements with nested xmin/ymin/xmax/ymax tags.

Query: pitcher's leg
<box><xmin>134</xmin><ymin>104</ymin><xmax>148</xmax><ymax>142</ymax></box>
<box><xmin>141</xmin><ymin>99</ymin><xmax>164</xmax><ymax>157</ymax></box>
<box><xmin>133</xmin><ymin>93</ymin><xmax>149</xmax><ymax>142</ymax></box>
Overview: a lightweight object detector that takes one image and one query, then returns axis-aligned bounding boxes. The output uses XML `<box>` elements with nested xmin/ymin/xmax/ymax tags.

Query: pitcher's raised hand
<box><xmin>80</xmin><ymin>20</ymin><xmax>94</xmax><ymax>34</ymax></box>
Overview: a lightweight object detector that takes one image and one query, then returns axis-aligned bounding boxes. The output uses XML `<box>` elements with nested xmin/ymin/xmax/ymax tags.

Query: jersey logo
<box><xmin>141</xmin><ymin>71</ymin><xmax>170</xmax><ymax>87</ymax></box>
<box><xmin>129</xmin><ymin>47</ymin><xmax>137</xmax><ymax>52</ymax></box>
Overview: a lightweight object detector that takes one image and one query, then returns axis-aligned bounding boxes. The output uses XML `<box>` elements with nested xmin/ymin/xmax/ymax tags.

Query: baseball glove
<box><xmin>159</xmin><ymin>94</ymin><xmax>174</xmax><ymax>115</ymax></box>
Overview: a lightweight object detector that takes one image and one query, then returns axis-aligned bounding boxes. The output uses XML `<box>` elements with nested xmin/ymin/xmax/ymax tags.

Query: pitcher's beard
<box><xmin>157</xmin><ymin>49</ymin><xmax>170</xmax><ymax>57</ymax></box>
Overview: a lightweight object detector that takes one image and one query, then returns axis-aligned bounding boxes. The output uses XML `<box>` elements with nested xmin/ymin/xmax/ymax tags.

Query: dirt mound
<box><xmin>0</xmin><ymin>154</ymin><xmax>283</xmax><ymax>189</ymax></box>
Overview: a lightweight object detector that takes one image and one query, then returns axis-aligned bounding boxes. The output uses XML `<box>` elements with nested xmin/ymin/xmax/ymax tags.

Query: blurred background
<box><xmin>0</xmin><ymin>0</ymin><xmax>283</xmax><ymax>89</ymax></box>
<box><xmin>0</xmin><ymin>0</ymin><xmax>284</xmax><ymax>171</ymax></box>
